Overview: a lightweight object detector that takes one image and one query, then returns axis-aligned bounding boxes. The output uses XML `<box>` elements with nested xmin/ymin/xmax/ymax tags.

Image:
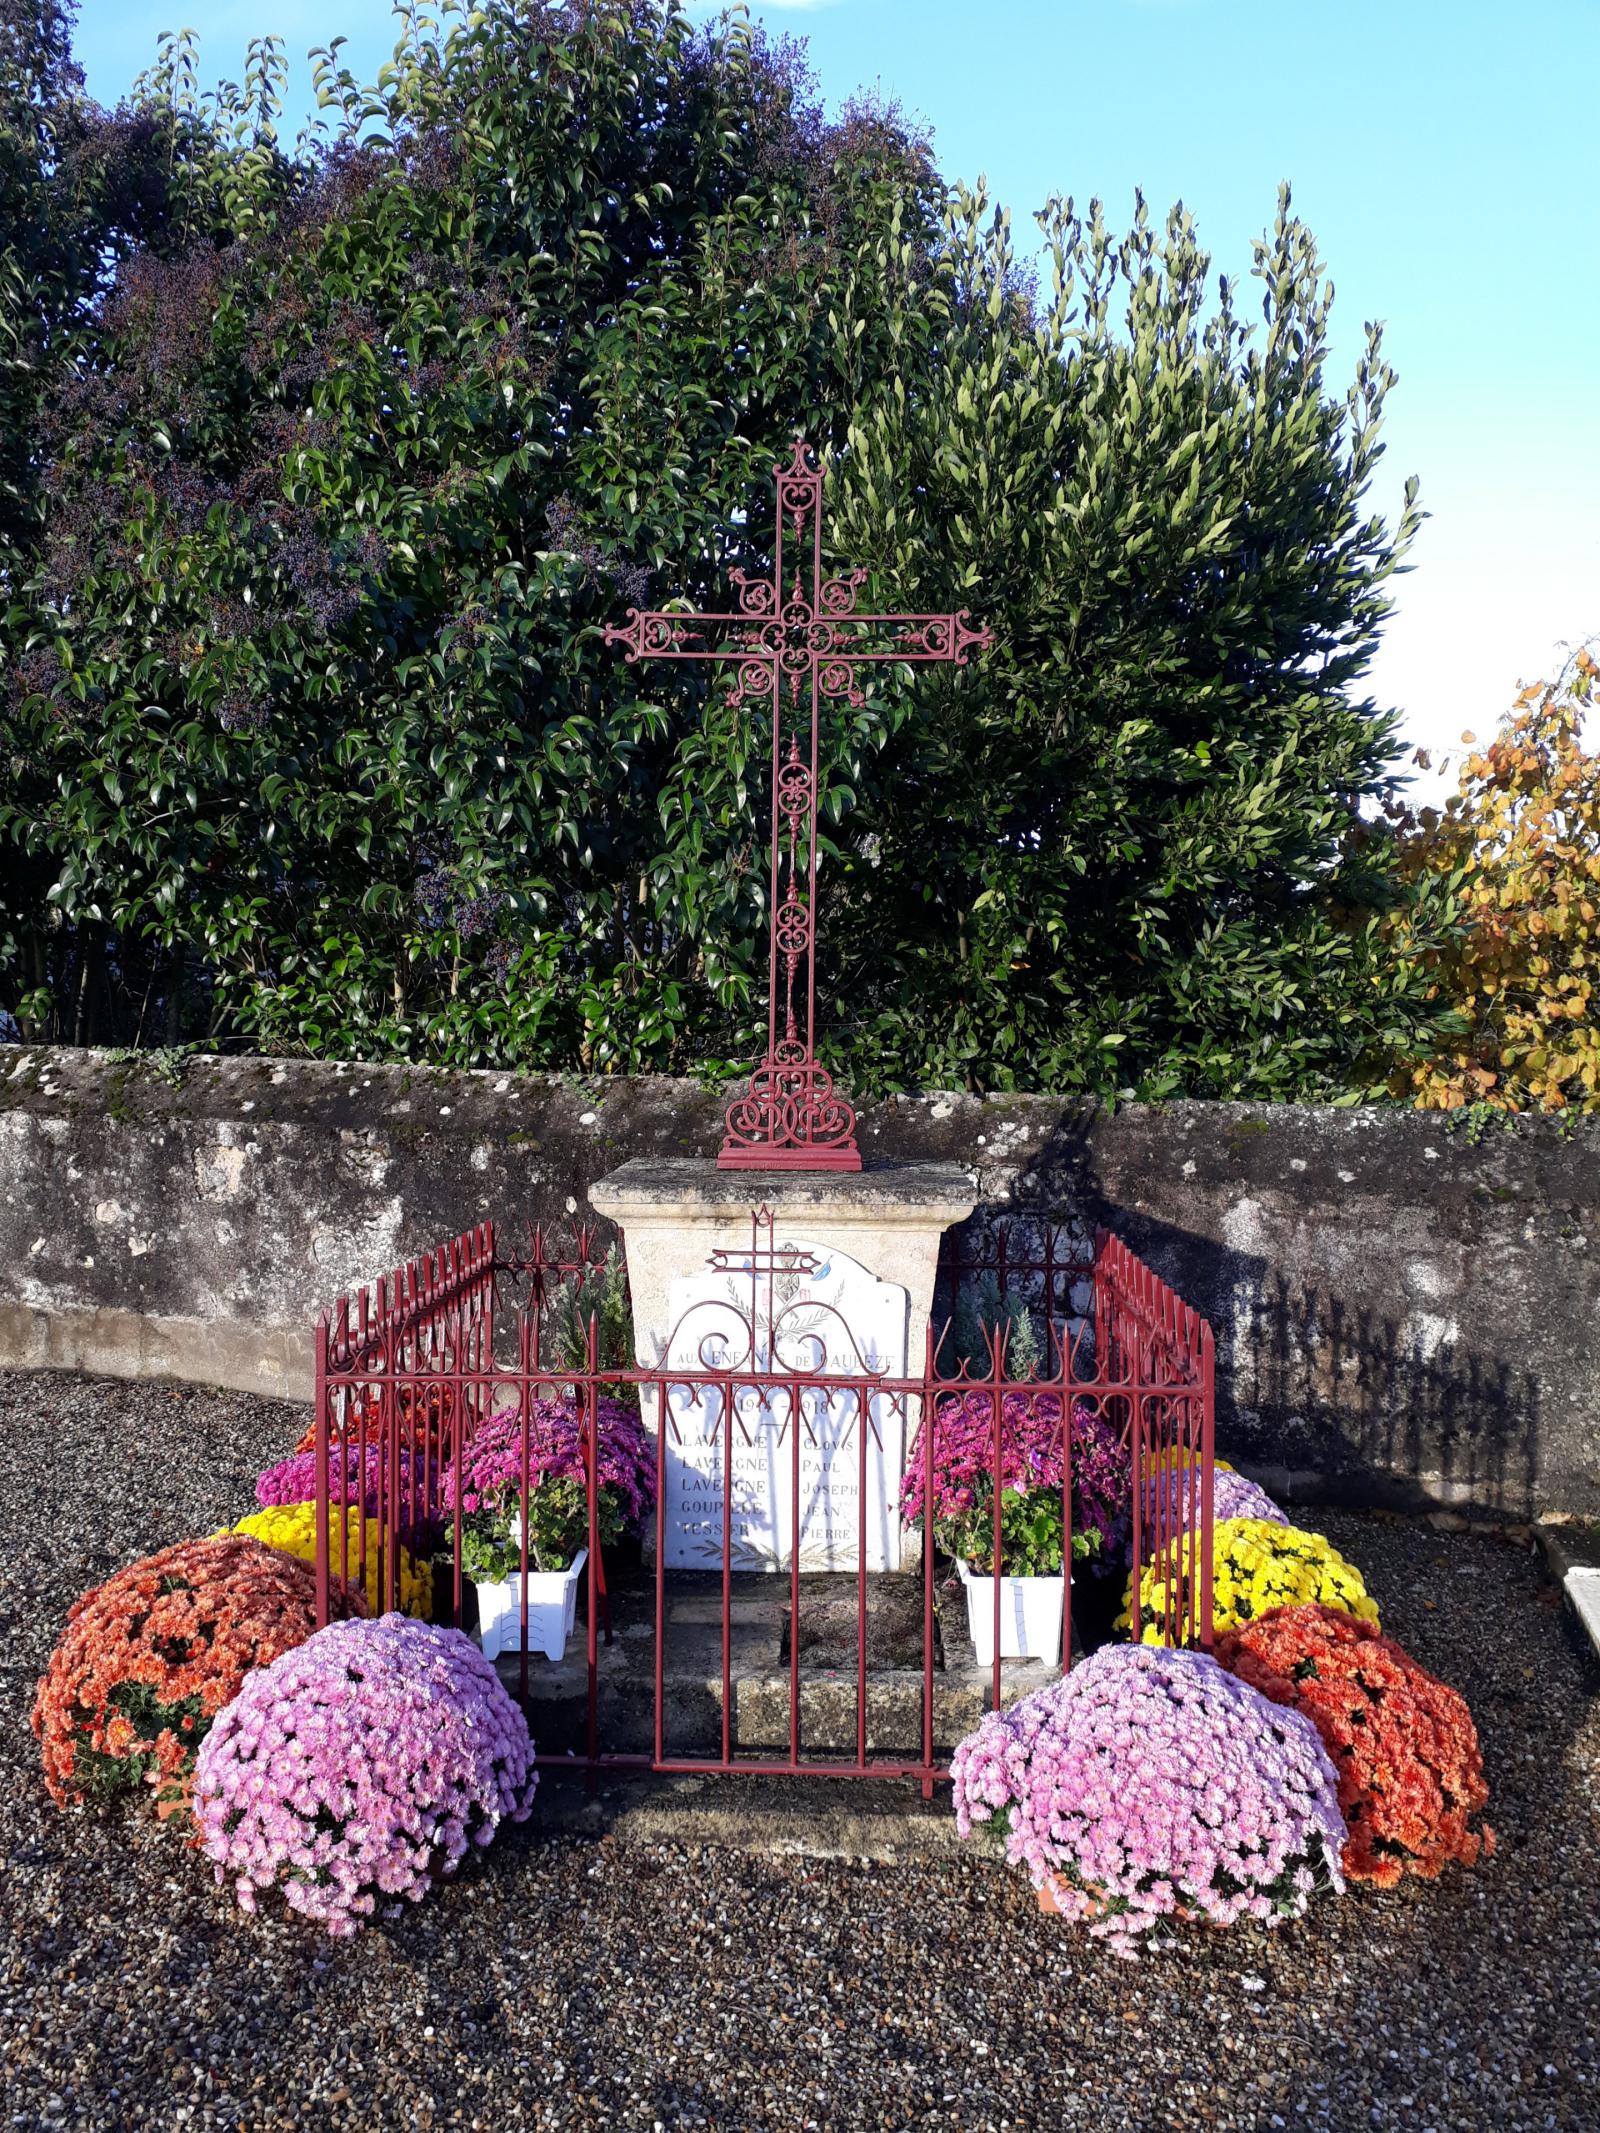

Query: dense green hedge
<box><xmin>0</xmin><ymin>0</ymin><xmax>1458</xmax><ymax>1097</ymax></box>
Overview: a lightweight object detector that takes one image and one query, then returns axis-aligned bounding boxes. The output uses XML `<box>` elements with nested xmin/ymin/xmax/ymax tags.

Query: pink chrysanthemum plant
<box><xmin>899</xmin><ymin>1392</ymin><xmax>1130</xmax><ymax>1577</ymax></box>
<box><xmin>950</xmin><ymin>1643</ymin><xmax>1347</xmax><ymax>1956</ymax></box>
<box><xmin>441</xmin><ymin>1396</ymin><xmax>655</xmax><ymax>1582</ymax></box>
<box><xmin>193</xmin><ymin>1615</ymin><xmax>536</xmax><ymax>1935</ymax></box>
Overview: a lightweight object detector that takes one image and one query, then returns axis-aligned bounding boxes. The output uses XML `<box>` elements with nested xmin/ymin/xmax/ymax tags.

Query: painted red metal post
<box><xmin>605</xmin><ymin>440</ymin><xmax>993</xmax><ymax>1171</ymax></box>
<box><xmin>920</xmin><ymin>1323</ymin><xmax>937</xmax><ymax>1798</ymax></box>
<box><xmin>384</xmin><ymin>1347</ymin><xmax>400</xmax><ymax>1617</ymax></box>
<box><xmin>856</xmin><ymin>1380</ymin><xmax>869</xmax><ymax>1767</ymax></box>
<box><xmin>585</xmin><ymin>1315</ymin><xmax>600</xmax><ymax>1777</ymax></box>
<box><xmin>517</xmin><ymin>1306</ymin><xmax>532</xmax><ymax>1705</ymax></box>
<box><xmin>990</xmin><ymin>1325</ymin><xmax>1004</xmax><ymax>1713</ymax></box>
<box><xmin>720</xmin><ymin>1368</ymin><xmax>733</xmax><ymax>1766</ymax></box>
<box><xmin>1058</xmin><ymin>1353</ymin><xmax>1074</xmax><ymax>1676</ymax></box>
<box><xmin>653</xmin><ymin>1377</ymin><xmax>667</xmax><ymax>1767</ymax></box>
<box><xmin>789</xmin><ymin>1378</ymin><xmax>802</xmax><ymax>1768</ymax></box>
<box><xmin>313</xmin><ymin>1317</ymin><xmax>330</xmax><ymax>1628</ymax></box>
<box><xmin>1198</xmin><ymin>1318</ymin><xmax>1216</xmax><ymax>1648</ymax></box>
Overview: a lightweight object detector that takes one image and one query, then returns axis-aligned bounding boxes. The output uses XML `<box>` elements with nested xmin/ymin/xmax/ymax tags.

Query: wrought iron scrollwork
<box><xmin>603</xmin><ymin>438</ymin><xmax>995</xmax><ymax>1170</ymax></box>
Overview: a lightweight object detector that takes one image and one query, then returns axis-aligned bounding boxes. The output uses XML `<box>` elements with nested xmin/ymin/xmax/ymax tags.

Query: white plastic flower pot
<box><xmin>956</xmin><ymin>1558</ymin><xmax>1065</xmax><ymax>1668</ymax></box>
<box><xmin>474</xmin><ymin>1547</ymin><xmax>587</xmax><ymax>1663</ymax></box>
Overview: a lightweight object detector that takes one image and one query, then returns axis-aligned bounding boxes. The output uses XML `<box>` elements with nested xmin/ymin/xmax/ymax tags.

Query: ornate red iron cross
<box><xmin>605</xmin><ymin>440</ymin><xmax>993</xmax><ymax>1171</ymax></box>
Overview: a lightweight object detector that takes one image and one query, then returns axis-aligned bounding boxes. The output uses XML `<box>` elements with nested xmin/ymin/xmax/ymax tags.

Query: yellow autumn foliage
<box><xmin>1390</xmin><ymin>645</ymin><xmax>1600</xmax><ymax>1114</ymax></box>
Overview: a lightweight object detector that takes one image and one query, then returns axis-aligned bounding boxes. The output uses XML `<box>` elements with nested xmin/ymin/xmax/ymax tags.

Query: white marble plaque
<box><xmin>656</xmin><ymin>1238</ymin><xmax>910</xmax><ymax>1571</ymax></box>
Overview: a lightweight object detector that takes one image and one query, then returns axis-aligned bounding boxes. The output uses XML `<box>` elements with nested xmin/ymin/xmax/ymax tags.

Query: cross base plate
<box><xmin>717</xmin><ymin>1141</ymin><xmax>862</xmax><ymax>1172</ymax></box>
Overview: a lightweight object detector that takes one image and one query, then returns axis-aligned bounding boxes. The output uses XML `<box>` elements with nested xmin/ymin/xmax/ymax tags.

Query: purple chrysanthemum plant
<box><xmin>193</xmin><ymin>1615</ymin><xmax>536</xmax><ymax>1935</ymax></box>
<box><xmin>440</xmin><ymin>1396</ymin><xmax>655</xmax><ymax>1579</ymax></box>
<box><xmin>899</xmin><ymin>1392</ymin><xmax>1130</xmax><ymax>1575</ymax></box>
<box><xmin>950</xmin><ymin>1643</ymin><xmax>1346</xmax><ymax>1957</ymax></box>
<box><xmin>255</xmin><ymin>1445</ymin><xmax>437</xmax><ymax>1514</ymax></box>
<box><xmin>254</xmin><ymin>1444</ymin><xmax>441</xmax><ymax>1554</ymax></box>
<box><xmin>1137</xmin><ymin>1464</ymin><xmax>1289</xmax><ymax>1546</ymax></box>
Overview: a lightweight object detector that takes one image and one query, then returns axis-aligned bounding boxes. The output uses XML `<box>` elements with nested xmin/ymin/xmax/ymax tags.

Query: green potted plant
<box><xmin>947</xmin><ymin>1478</ymin><xmax>1092</xmax><ymax>1669</ymax></box>
<box><xmin>900</xmin><ymin>1387</ymin><xmax>1130</xmax><ymax>1667</ymax></box>
<box><xmin>443</xmin><ymin>1395</ymin><xmax>654</xmax><ymax>1662</ymax></box>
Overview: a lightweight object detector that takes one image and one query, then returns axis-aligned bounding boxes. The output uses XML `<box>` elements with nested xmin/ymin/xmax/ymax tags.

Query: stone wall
<box><xmin>2</xmin><ymin>1045</ymin><xmax>1595</xmax><ymax>1517</ymax></box>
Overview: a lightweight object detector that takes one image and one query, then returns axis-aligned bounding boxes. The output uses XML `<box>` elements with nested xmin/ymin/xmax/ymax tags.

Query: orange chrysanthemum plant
<box><xmin>31</xmin><ymin>1534</ymin><xmax>364</xmax><ymax>1816</ymax></box>
<box><xmin>1214</xmin><ymin>1602</ymin><xmax>1494</xmax><ymax>1886</ymax></box>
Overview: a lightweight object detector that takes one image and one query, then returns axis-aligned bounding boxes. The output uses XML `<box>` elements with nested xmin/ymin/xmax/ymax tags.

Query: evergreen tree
<box><xmin>1</xmin><ymin>1</ymin><xmax>1456</xmax><ymax>1096</ymax></box>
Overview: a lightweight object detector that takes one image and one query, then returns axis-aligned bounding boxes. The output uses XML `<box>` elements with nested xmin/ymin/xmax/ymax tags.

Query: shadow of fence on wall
<box><xmin>942</xmin><ymin>1198</ymin><xmax>1546</xmax><ymax>1519</ymax></box>
<box><xmin>1223</xmin><ymin>1267</ymin><xmax>1544</xmax><ymax>1516</ymax></box>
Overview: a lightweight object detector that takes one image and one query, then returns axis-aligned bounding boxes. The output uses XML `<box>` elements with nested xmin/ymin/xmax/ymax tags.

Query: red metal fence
<box><xmin>313</xmin><ymin>1213</ymin><xmax>1214</xmax><ymax>1792</ymax></box>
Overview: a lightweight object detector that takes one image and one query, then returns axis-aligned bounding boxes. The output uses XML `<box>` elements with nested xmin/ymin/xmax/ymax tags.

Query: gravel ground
<box><xmin>2</xmin><ymin>1368</ymin><xmax>1597</xmax><ymax>2133</ymax></box>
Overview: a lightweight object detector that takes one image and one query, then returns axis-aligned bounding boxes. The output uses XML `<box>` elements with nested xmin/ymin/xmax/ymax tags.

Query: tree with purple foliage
<box><xmin>1</xmin><ymin>2</ymin><xmax>1456</xmax><ymax>1100</ymax></box>
<box><xmin>0</xmin><ymin>0</ymin><xmax>218</xmax><ymax>1033</ymax></box>
<box><xmin>0</xmin><ymin>1</ymin><xmax>937</xmax><ymax>1061</ymax></box>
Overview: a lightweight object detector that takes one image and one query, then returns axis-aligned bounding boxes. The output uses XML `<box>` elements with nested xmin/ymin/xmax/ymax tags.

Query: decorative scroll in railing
<box><xmin>934</xmin><ymin>1215</ymin><xmax>1095</xmax><ymax>1333</ymax></box>
<box><xmin>312</xmin><ymin>1214</ymin><xmax>1215</xmax><ymax>1789</ymax></box>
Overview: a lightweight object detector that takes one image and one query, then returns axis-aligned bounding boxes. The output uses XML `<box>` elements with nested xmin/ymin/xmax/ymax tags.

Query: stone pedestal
<box><xmin>590</xmin><ymin>1159</ymin><xmax>978</xmax><ymax>1363</ymax></box>
<box><xmin>588</xmin><ymin>1159</ymin><xmax>977</xmax><ymax>1571</ymax></box>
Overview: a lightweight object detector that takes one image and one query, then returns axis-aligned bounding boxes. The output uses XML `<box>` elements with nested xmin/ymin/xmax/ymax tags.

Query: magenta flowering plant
<box><xmin>950</xmin><ymin>1643</ymin><xmax>1346</xmax><ymax>1956</ymax></box>
<box><xmin>255</xmin><ymin>1445</ymin><xmax>441</xmax><ymax>1554</ymax></box>
<box><xmin>441</xmin><ymin>1397</ymin><xmax>655</xmax><ymax>1574</ymax></box>
<box><xmin>899</xmin><ymin>1393</ymin><xmax>1130</xmax><ymax>1573</ymax></box>
<box><xmin>1071</xmin><ymin>1405</ymin><xmax>1134</xmax><ymax>1563</ymax></box>
<box><xmin>255</xmin><ymin>1446</ymin><xmax>436</xmax><ymax>1512</ymax></box>
<box><xmin>193</xmin><ymin>1615</ymin><xmax>536</xmax><ymax>1936</ymax></box>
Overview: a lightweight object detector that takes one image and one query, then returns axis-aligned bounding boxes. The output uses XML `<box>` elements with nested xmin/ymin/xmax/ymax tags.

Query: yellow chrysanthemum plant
<box><xmin>227</xmin><ymin>1503</ymin><xmax>433</xmax><ymax>1620</ymax></box>
<box><xmin>1118</xmin><ymin>1517</ymin><xmax>1380</xmax><ymax>1646</ymax></box>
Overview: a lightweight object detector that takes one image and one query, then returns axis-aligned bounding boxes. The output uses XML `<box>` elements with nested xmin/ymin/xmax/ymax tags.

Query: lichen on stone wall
<box><xmin>0</xmin><ymin>1047</ymin><xmax>1595</xmax><ymax>1511</ymax></box>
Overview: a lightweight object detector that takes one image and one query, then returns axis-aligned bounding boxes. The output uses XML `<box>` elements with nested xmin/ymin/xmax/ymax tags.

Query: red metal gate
<box><xmin>313</xmin><ymin>1213</ymin><xmax>1214</xmax><ymax>1792</ymax></box>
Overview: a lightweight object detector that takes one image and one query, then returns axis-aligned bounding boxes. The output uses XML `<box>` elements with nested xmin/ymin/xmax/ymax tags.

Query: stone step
<box><xmin>498</xmin><ymin>1658</ymin><xmax>1060</xmax><ymax>1759</ymax></box>
<box><xmin>484</xmin><ymin>1564</ymin><xmax>1082</xmax><ymax>1759</ymax></box>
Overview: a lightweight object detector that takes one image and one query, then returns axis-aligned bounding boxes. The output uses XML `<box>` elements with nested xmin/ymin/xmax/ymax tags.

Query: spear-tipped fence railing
<box><xmin>312</xmin><ymin>1214</ymin><xmax>1214</xmax><ymax>1792</ymax></box>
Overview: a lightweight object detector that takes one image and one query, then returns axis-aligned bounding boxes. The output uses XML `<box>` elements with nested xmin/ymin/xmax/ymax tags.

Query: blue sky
<box><xmin>73</xmin><ymin>0</ymin><xmax>1600</xmax><ymax>796</ymax></box>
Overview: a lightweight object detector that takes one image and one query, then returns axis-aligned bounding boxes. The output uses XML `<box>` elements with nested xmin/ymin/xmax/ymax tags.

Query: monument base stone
<box><xmin>588</xmin><ymin>1159</ymin><xmax>977</xmax><ymax>1573</ymax></box>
